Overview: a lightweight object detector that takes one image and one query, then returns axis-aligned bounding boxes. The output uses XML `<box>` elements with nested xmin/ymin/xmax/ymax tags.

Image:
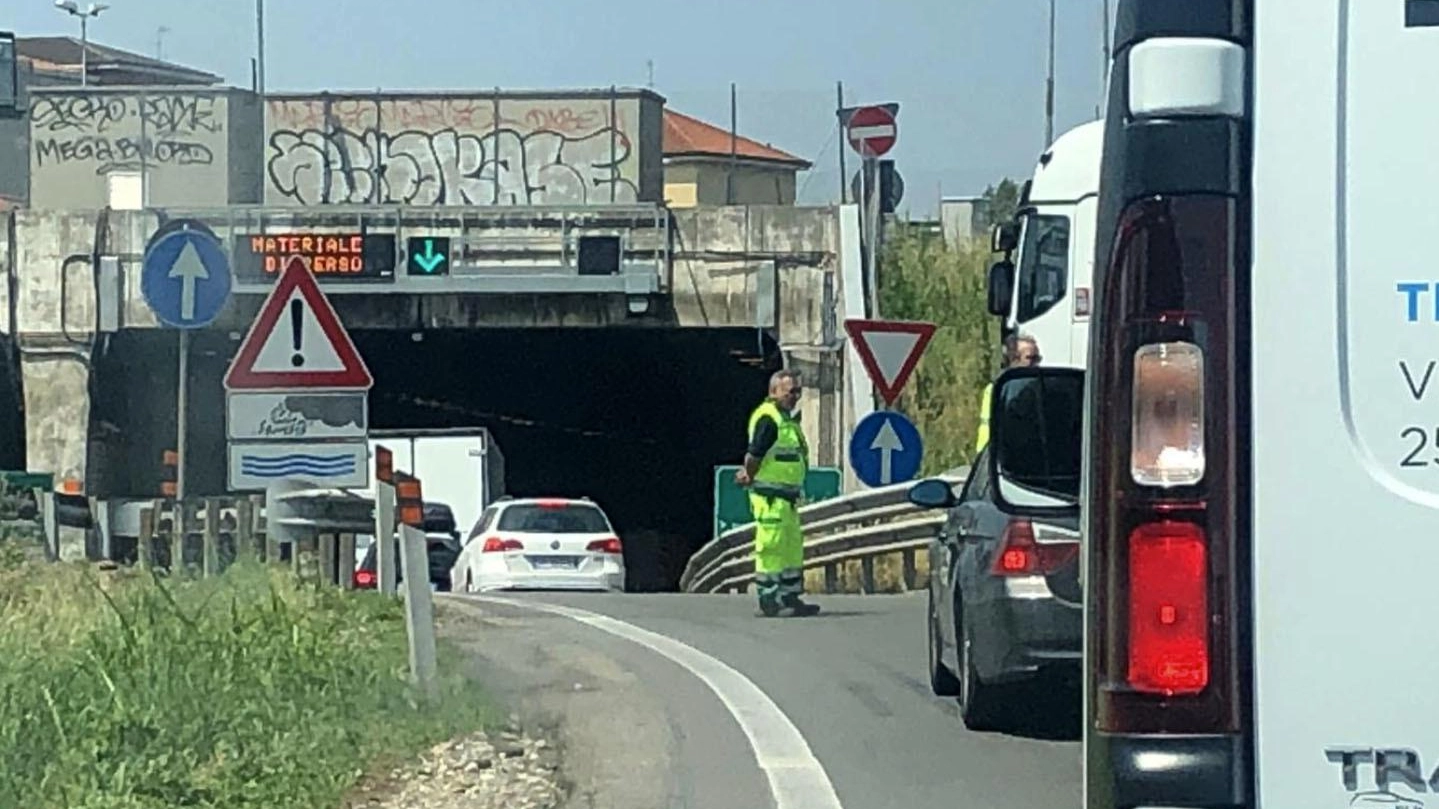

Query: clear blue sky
<box><xmin>11</xmin><ymin>0</ymin><xmax>1114</xmax><ymax>217</ymax></box>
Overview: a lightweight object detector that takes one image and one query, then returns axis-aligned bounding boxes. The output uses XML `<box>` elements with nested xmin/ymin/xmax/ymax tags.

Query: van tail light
<box><xmin>1127</xmin><ymin>521</ymin><xmax>1209</xmax><ymax>695</ymax></box>
<box><xmin>1132</xmin><ymin>341</ymin><xmax>1205</xmax><ymax>487</ymax></box>
<box><xmin>482</xmin><ymin>537</ymin><xmax>523</xmax><ymax>553</ymax></box>
<box><xmin>353</xmin><ymin>569</ymin><xmax>376</xmax><ymax>588</ymax></box>
<box><xmin>586</xmin><ymin>537</ymin><xmax>622</xmax><ymax>555</ymax></box>
<box><xmin>1090</xmin><ymin>195</ymin><xmax>1246</xmax><ymax>735</ymax></box>
<box><xmin>989</xmin><ymin>519</ymin><xmax>1078</xmax><ymax>576</ymax></box>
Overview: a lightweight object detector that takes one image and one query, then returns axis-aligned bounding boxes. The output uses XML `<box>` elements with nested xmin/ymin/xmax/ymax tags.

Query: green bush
<box><xmin>0</xmin><ymin>562</ymin><xmax>493</xmax><ymax>809</ymax></box>
<box><xmin>879</xmin><ymin>224</ymin><xmax>1002</xmax><ymax>474</ymax></box>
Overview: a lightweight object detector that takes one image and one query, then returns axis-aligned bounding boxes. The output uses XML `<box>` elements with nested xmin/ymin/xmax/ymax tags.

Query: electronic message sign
<box><xmin>233</xmin><ymin>233</ymin><xmax>396</xmax><ymax>282</ymax></box>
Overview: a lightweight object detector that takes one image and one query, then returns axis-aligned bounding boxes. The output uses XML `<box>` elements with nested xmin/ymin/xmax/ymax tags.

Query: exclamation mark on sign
<box><xmin>290</xmin><ymin>299</ymin><xmax>304</xmax><ymax>367</ymax></box>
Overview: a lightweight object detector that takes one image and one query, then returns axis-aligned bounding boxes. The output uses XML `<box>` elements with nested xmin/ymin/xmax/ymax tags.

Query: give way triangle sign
<box><xmin>224</xmin><ymin>255</ymin><xmax>373</xmax><ymax>390</ymax></box>
<box><xmin>844</xmin><ymin>318</ymin><xmax>936</xmax><ymax>407</ymax></box>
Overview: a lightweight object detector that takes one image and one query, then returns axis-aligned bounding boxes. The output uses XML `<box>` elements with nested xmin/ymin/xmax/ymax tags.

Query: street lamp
<box><xmin>54</xmin><ymin>1</ymin><xmax>109</xmax><ymax>87</ymax></box>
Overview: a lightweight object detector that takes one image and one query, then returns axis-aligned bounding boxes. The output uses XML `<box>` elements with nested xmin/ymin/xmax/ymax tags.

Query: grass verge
<box><xmin>0</xmin><ymin>558</ymin><xmax>496</xmax><ymax>809</ymax></box>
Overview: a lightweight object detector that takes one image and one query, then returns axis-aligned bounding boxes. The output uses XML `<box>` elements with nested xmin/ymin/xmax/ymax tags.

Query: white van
<box><xmin>987</xmin><ymin>120</ymin><xmax>1103</xmax><ymax>369</ymax></box>
<box><xmin>1033</xmin><ymin>2</ymin><xmax>1439</xmax><ymax>808</ymax></box>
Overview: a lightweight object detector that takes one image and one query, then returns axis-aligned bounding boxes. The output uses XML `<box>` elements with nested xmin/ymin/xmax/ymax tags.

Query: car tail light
<box><xmin>482</xmin><ymin>537</ymin><xmax>523</xmax><ymax>553</ymax></box>
<box><xmin>1089</xmin><ymin>194</ymin><xmax>1245</xmax><ymax>735</ymax></box>
<box><xmin>586</xmin><ymin>537</ymin><xmax>622</xmax><ymax>555</ymax></box>
<box><xmin>353</xmin><ymin>569</ymin><xmax>376</xmax><ymax>588</ymax></box>
<box><xmin>1128</xmin><ymin>521</ymin><xmax>1208</xmax><ymax>695</ymax></box>
<box><xmin>536</xmin><ymin>499</ymin><xmax>569</xmax><ymax>510</ymax></box>
<box><xmin>989</xmin><ymin>519</ymin><xmax>1077</xmax><ymax>576</ymax></box>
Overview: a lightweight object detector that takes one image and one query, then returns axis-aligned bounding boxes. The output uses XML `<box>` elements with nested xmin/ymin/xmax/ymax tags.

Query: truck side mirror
<box><xmin>991</xmin><ymin>221</ymin><xmax>1019</xmax><ymax>253</ymax></box>
<box><xmin>987</xmin><ymin>260</ymin><xmax>1014</xmax><ymax>317</ymax></box>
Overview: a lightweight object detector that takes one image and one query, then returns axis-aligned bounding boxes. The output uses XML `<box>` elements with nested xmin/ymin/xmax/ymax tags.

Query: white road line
<box><xmin>462</xmin><ymin>595</ymin><xmax>846</xmax><ymax>809</ymax></box>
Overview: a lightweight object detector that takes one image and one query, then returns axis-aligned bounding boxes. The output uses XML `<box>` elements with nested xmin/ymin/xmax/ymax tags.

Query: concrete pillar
<box><xmin>20</xmin><ymin>352</ymin><xmax>92</xmax><ymax>561</ymax></box>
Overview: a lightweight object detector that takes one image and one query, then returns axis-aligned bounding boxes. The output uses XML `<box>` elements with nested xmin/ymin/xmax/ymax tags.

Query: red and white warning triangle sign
<box><xmin>844</xmin><ymin>318</ymin><xmax>936</xmax><ymax>406</ymax></box>
<box><xmin>224</xmin><ymin>256</ymin><xmax>373</xmax><ymax>390</ymax></box>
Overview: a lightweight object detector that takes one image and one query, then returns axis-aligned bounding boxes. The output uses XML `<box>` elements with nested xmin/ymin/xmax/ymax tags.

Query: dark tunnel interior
<box><xmin>0</xmin><ymin>337</ymin><xmax>23</xmax><ymax>471</ymax></box>
<box><xmin>90</xmin><ymin>326</ymin><xmax>779</xmax><ymax>590</ymax></box>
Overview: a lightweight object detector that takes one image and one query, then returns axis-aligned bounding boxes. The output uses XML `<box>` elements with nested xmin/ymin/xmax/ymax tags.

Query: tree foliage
<box><xmin>878</xmin><ymin>222</ymin><xmax>1004</xmax><ymax>474</ymax></box>
<box><xmin>977</xmin><ymin>178</ymin><xmax>1022</xmax><ymax>232</ymax></box>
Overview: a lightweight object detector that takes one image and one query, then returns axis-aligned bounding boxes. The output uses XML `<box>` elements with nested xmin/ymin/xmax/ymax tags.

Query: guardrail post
<box><xmin>137</xmin><ymin>503</ymin><xmax>156</xmax><ymax>571</ymax></box>
<box><xmin>338</xmin><ymin>533</ymin><xmax>356</xmax><ymax>589</ymax></box>
<box><xmin>824</xmin><ymin>562</ymin><xmax>838</xmax><ymax>593</ymax></box>
<box><xmin>202</xmin><ymin>499</ymin><xmax>220</xmax><ymax>577</ymax></box>
<box><xmin>171</xmin><ymin>500</ymin><xmax>187</xmax><ymax>576</ymax></box>
<box><xmin>395</xmin><ymin>470</ymin><xmax>438</xmax><ymax>703</ymax></box>
<box><xmin>236</xmin><ymin>497</ymin><xmax>256</xmax><ymax>563</ymax></box>
<box><xmin>319</xmin><ymin>534</ymin><xmax>337</xmax><ymax>587</ymax></box>
<box><xmin>860</xmin><ymin>556</ymin><xmax>876</xmax><ymax>594</ymax></box>
<box><xmin>902</xmin><ymin>548</ymin><xmax>918</xmax><ymax>590</ymax></box>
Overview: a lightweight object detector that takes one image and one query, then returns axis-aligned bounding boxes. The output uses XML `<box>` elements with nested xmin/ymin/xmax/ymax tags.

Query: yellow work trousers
<box><xmin>749</xmin><ymin>492</ymin><xmax>804</xmax><ymax>604</ymax></box>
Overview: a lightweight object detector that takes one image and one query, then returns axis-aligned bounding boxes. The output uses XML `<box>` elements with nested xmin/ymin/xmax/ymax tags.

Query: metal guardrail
<box><xmin>679</xmin><ymin>467</ymin><xmax>969</xmax><ymax>594</ymax></box>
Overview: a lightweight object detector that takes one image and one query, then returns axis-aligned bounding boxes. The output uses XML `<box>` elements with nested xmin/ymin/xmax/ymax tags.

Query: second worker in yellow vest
<box><xmin>735</xmin><ymin>369</ymin><xmax>821</xmax><ymax>617</ymax></box>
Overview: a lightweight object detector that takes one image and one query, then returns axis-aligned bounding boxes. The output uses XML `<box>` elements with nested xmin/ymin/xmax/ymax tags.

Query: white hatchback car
<box><xmin>450</xmin><ymin>497</ymin><xmax>626</xmax><ymax>593</ymax></box>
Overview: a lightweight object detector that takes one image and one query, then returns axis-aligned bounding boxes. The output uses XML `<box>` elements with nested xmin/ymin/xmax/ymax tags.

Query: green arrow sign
<box><xmin>406</xmin><ymin>236</ymin><xmax>450</xmax><ymax>276</ymax></box>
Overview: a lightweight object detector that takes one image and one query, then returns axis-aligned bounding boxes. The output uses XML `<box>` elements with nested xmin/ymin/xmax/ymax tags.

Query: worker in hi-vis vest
<box><xmin>735</xmin><ymin>369</ymin><xmax>821</xmax><ymax>617</ymax></box>
<box><xmin>975</xmin><ymin>333</ymin><xmax>1041</xmax><ymax>453</ymax></box>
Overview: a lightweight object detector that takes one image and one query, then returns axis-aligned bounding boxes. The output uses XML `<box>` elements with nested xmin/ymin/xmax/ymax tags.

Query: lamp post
<box><xmin>54</xmin><ymin>1</ymin><xmax>109</xmax><ymax>87</ymax></box>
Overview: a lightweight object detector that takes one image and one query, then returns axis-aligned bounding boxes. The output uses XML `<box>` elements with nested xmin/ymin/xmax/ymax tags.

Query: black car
<box><xmin>908</xmin><ymin>371</ymin><xmax>1084</xmax><ymax>731</ymax></box>
<box><xmin>353</xmin><ymin>502</ymin><xmax>463</xmax><ymax>592</ymax></box>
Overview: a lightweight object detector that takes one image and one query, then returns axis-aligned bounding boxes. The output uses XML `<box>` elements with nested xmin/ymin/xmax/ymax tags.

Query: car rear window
<box><xmin>498</xmin><ymin>502</ymin><xmax>609</xmax><ymax>533</ymax></box>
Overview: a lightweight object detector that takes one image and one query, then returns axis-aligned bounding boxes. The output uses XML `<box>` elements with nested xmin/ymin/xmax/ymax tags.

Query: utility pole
<box><xmin>1100</xmin><ymin>0</ymin><xmax>1111</xmax><ymax>115</ymax></box>
<box><xmin>255</xmin><ymin>0</ymin><xmax>266</xmax><ymax>99</ymax></box>
<box><xmin>1045</xmin><ymin>0</ymin><xmax>1056</xmax><ymax>146</ymax></box>
<box><xmin>155</xmin><ymin>25</ymin><xmax>169</xmax><ymax>60</ymax></box>
<box><xmin>836</xmin><ymin>81</ymin><xmax>848</xmax><ymax>204</ymax></box>
<box><xmin>646</xmin><ymin>59</ymin><xmax>654</xmax><ymax>88</ymax></box>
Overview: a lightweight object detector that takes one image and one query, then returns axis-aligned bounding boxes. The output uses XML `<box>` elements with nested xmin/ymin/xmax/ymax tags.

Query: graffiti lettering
<box><xmin>265</xmin><ymin>126</ymin><xmax>638</xmax><ymax>206</ymax></box>
<box><xmin>30</xmin><ymin>94</ymin><xmax>222</xmax><ymax>137</ymax></box>
<box><xmin>34</xmin><ymin>136</ymin><xmax>216</xmax><ymax>174</ymax></box>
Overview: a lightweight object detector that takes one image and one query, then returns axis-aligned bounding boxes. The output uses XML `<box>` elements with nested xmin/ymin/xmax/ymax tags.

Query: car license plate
<box><xmin>530</xmin><ymin>556</ymin><xmax>578</xmax><ymax>570</ymax></box>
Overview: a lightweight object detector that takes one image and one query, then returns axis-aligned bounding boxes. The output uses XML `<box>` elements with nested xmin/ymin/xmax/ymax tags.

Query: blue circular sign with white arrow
<box><xmin>140</xmin><ymin>223</ymin><xmax>232</xmax><ymax>329</ymax></box>
<box><xmin>849</xmin><ymin>409</ymin><xmax>924</xmax><ymax>488</ymax></box>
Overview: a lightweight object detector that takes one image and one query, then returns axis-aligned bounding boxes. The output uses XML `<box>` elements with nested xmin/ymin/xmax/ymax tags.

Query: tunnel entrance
<box><xmin>355</xmin><ymin>327</ymin><xmax>778</xmax><ymax>591</ymax></box>
<box><xmin>91</xmin><ymin>326</ymin><xmax>780</xmax><ymax>591</ymax></box>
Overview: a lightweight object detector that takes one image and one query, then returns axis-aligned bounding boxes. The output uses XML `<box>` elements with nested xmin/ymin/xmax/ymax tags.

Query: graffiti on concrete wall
<box><xmin>30</xmin><ymin>94</ymin><xmax>223</xmax><ymax>174</ymax></box>
<box><xmin>265</xmin><ymin>97</ymin><xmax>638</xmax><ymax>206</ymax></box>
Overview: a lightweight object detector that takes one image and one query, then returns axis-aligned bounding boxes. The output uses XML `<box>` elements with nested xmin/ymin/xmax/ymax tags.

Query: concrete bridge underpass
<box><xmin>0</xmin><ymin>203</ymin><xmax>870</xmax><ymax>590</ymax></box>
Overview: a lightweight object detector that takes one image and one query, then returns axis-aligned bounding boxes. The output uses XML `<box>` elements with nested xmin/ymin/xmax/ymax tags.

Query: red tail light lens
<box><xmin>536</xmin><ymin>499</ymin><xmax>570</xmax><ymax>510</ymax></box>
<box><xmin>586</xmin><ymin>537</ymin><xmax>622</xmax><ymax>555</ymax></box>
<box><xmin>353</xmin><ymin>569</ymin><xmax>376</xmax><ymax>588</ymax></box>
<box><xmin>481</xmin><ymin>537</ymin><xmax>523</xmax><ymax>553</ymax></box>
<box><xmin>1128</xmin><ymin>521</ymin><xmax>1209</xmax><ymax>695</ymax></box>
<box><xmin>989</xmin><ymin>520</ymin><xmax>1078</xmax><ymax>576</ymax></box>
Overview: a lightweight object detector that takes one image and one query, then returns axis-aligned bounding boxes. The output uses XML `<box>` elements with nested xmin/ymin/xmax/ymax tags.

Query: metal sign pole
<box><xmin>866</xmin><ymin>157</ymin><xmax>881</xmax><ymax>319</ymax></box>
<box><xmin>176</xmin><ymin>329</ymin><xmax>189</xmax><ymax>500</ymax></box>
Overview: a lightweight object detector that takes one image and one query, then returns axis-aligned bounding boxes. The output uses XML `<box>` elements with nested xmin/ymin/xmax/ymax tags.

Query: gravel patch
<box><xmin>342</xmin><ymin>721</ymin><xmax>565</xmax><ymax>809</ymax></box>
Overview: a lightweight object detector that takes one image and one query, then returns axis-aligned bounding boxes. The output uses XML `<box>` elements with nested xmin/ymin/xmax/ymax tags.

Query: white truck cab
<box><xmin>1058</xmin><ymin>2</ymin><xmax>1439</xmax><ymax>808</ymax></box>
<box><xmin>987</xmin><ymin>119</ymin><xmax>1104</xmax><ymax>369</ymax></box>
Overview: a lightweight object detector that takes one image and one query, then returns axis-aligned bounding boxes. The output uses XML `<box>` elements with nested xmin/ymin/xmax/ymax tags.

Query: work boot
<box><xmin>780</xmin><ymin>595</ymin><xmax>821</xmax><ymax>617</ymax></box>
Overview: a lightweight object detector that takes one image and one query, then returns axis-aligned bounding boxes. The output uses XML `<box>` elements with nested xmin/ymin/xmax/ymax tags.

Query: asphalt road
<box><xmin>439</xmin><ymin>591</ymin><xmax>1080</xmax><ymax>809</ymax></box>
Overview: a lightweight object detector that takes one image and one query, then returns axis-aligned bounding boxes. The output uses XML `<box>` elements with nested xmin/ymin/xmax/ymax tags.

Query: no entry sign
<box><xmin>846</xmin><ymin>105</ymin><xmax>897</xmax><ymax>158</ymax></box>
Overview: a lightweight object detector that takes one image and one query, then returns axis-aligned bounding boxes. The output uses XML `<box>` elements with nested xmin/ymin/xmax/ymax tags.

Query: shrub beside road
<box><xmin>0</xmin><ymin>558</ymin><xmax>499</xmax><ymax>809</ymax></box>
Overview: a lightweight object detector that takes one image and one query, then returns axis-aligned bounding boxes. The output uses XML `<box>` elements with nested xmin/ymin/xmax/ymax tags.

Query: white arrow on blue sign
<box><xmin>141</xmin><ymin>224</ymin><xmax>232</xmax><ymax>329</ymax></box>
<box><xmin>849</xmin><ymin>410</ymin><xmax>924</xmax><ymax>488</ymax></box>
